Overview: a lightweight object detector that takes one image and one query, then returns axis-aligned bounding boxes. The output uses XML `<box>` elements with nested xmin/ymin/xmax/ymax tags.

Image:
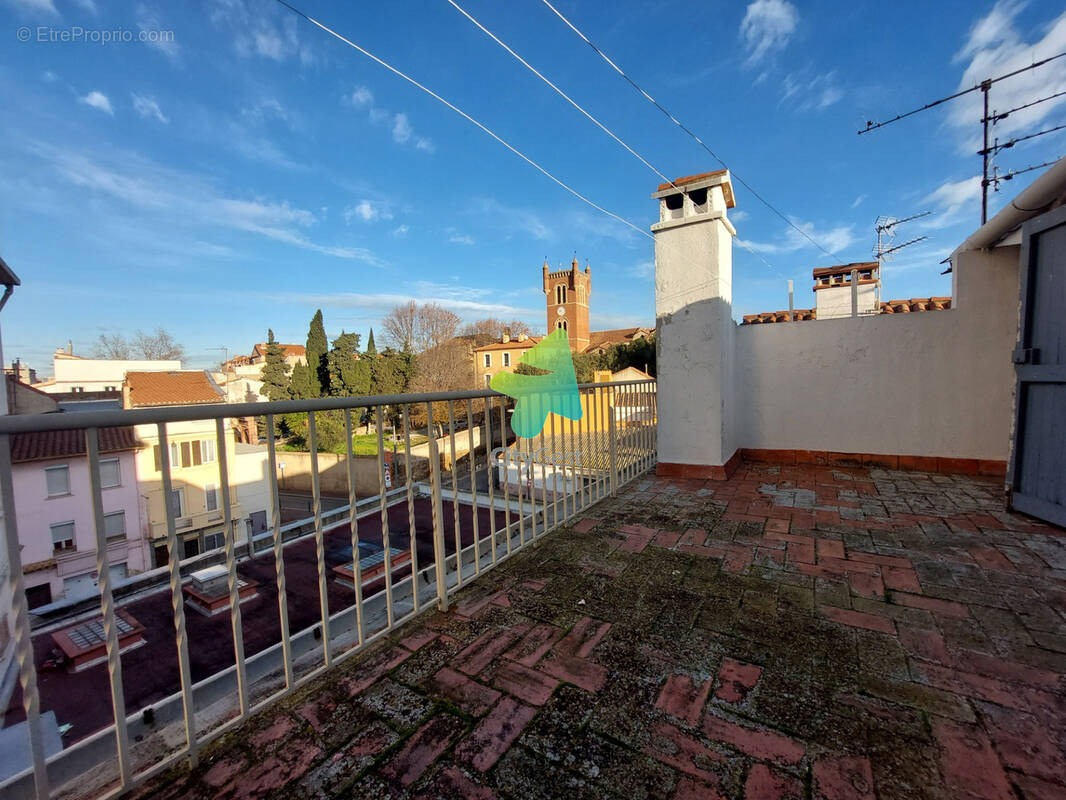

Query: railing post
<box><xmin>0</xmin><ymin>432</ymin><xmax>50</xmax><ymax>799</ymax></box>
<box><xmin>426</xmin><ymin>402</ymin><xmax>449</xmax><ymax>612</ymax></box>
<box><xmin>608</xmin><ymin>406</ymin><xmax>619</xmax><ymax>497</ymax></box>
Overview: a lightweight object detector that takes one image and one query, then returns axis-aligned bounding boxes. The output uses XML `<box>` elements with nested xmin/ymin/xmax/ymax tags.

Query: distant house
<box><xmin>123</xmin><ymin>371</ymin><xmax>270</xmax><ymax>567</ymax></box>
<box><xmin>249</xmin><ymin>342</ymin><xmax>306</xmax><ymax>367</ymax></box>
<box><xmin>473</xmin><ymin>332</ymin><xmax>540</xmax><ymax>387</ymax></box>
<box><xmin>217</xmin><ymin>342</ymin><xmax>306</xmax><ymax>404</ymax></box>
<box><xmin>741</xmin><ymin>262</ymin><xmax>951</xmax><ymax>324</ymax></box>
<box><xmin>11</xmin><ymin>427</ymin><xmax>145</xmax><ymax>609</ymax></box>
<box><xmin>4</xmin><ymin>360</ymin><xmax>36</xmax><ymax>385</ymax></box>
<box><xmin>33</xmin><ymin>347</ymin><xmax>182</xmax><ymax>394</ymax></box>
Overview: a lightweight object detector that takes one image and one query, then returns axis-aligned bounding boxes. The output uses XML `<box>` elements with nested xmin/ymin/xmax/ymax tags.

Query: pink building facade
<box><xmin>12</xmin><ymin>428</ymin><xmax>147</xmax><ymax>609</ymax></box>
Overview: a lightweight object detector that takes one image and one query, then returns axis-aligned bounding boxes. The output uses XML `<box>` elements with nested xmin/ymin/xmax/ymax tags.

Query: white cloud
<box><xmin>851</xmin><ymin>194</ymin><xmax>868</xmax><ymax>209</ymax></box>
<box><xmin>79</xmin><ymin>90</ymin><xmax>113</xmax><ymax>115</ymax></box>
<box><xmin>132</xmin><ymin>93</ymin><xmax>168</xmax><ymax>123</ymax></box>
<box><xmin>345</xmin><ymin>87</ymin><xmax>433</xmax><ymax>152</ymax></box>
<box><xmin>5</xmin><ymin>0</ymin><xmax>58</xmax><ymax>16</ymax></box>
<box><xmin>137</xmin><ymin>4</ymin><xmax>180</xmax><ymax>62</ymax></box>
<box><xmin>34</xmin><ymin>143</ymin><xmax>381</xmax><ymax>265</ymax></box>
<box><xmin>471</xmin><ymin>197</ymin><xmax>552</xmax><ymax>240</ymax></box>
<box><xmin>390</xmin><ymin>224</ymin><xmax>409</xmax><ymax>238</ymax></box>
<box><xmin>265</xmin><ymin>289</ymin><xmax>540</xmax><ymax>320</ymax></box>
<box><xmin>949</xmin><ymin>2</ymin><xmax>1066</xmax><ymax>152</ymax></box>
<box><xmin>731</xmin><ymin>210</ymin><xmax>750</xmax><ymax>223</ymax></box>
<box><xmin>738</xmin><ymin>218</ymin><xmax>857</xmax><ymax>255</ymax></box>
<box><xmin>740</xmin><ymin>0</ymin><xmax>799</xmax><ymax>64</ymax></box>
<box><xmin>242</xmin><ymin>98</ymin><xmax>291</xmax><ymax>127</ymax></box>
<box><xmin>448</xmin><ymin>233</ymin><xmax>475</xmax><ymax>245</ymax></box>
<box><xmin>42</xmin><ymin>70</ymin><xmax>58</xmax><ymax>82</ymax></box>
<box><xmin>924</xmin><ymin>175</ymin><xmax>981</xmax><ymax>220</ymax></box>
<box><xmin>392</xmin><ymin>113</ymin><xmax>413</xmax><ymax>143</ymax></box>
<box><xmin>781</xmin><ymin>70</ymin><xmax>843</xmax><ymax>111</ymax></box>
<box><xmin>627</xmin><ymin>260</ymin><xmax>655</xmax><ymax>280</ymax></box>
<box><xmin>209</xmin><ymin>0</ymin><xmax>312</xmax><ymax>65</ymax></box>
<box><xmin>345</xmin><ymin>199</ymin><xmax>394</xmax><ymax>224</ymax></box>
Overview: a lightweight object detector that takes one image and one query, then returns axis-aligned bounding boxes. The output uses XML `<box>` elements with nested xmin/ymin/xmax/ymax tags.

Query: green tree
<box><xmin>327</xmin><ymin>331</ymin><xmax>370</xmax><ymax>397</ymax></box>
<box><xmin>259</xmin><ymin>329</ymin><xmax>292</xmax><ymax>401</ymax></box>
<box><xmin>306</xmin><ymin>309</ymin><xmax>329</xmax><ymax>396</ymax></box>
<box><xmin>365</xmin><ymin>327</ymin><xmax>377</xmax><ymax>357</ymax></box>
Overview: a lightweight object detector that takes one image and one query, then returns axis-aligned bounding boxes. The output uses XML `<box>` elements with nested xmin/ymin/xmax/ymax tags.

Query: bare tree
<box><xmin>94</xmin><ymin>333</ymin><xmax>132</xmax><ymax>359</ymax></box>
<box><xmin>381</xmin><ymin>302</ymin><xmax>460</xmax><ymax>353</ymax></box>
<box><xmin>133</xmin><ymin>328</ymin><xmax>186</xmax><ymax>360</ymax></box>
<box><xmin>93</xmin><ymin>328</ymin><xmax>185</xmax><ymax>361</ymax></box>
<box><xmin>407</xmin><ymin>338</ymin><xmax>476</xmax><ymax>426</ymax></box>
<box><xmin>458</xmin><ymin>317</ymin><xmax>534</xmax><ymax>339</ymax></box>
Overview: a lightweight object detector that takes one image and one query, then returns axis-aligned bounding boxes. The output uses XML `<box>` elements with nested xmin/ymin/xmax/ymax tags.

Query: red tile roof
<box><xmin>812</xmin><ymin>262</ymin><xmax>879</xmax><ymax>278</ymax></box>
<box><xmin>656</xmin><ymin>170</ymin><xmax>728</xmax><ymax>192</ymax></box>
<box><xmin>742</xmin><ymin>309</ymin><xmax>816</xmax><ymax>324</ymax></box>
<box><xmin>11</xmin><ymin>426</ymin><xmax>140</xmax><ymax>463</ymax></box>
<box><xmin>582</xmin><ymin>327</ymin><xmax>653</xmax><ymax>353</ymax></box>
<box><xmin>740</xmin><ymin>297</ymin><xmax>951</xmax><ymax>325</ymax></box>
<box><xmin>124</xmin><ymin>371</ymin><xmax>224</xmax><ymax>407</ymax></box>
<box><xmin>473</xmin><ymin>337</ymin><xmax>541</xmax><ymax>352</ymax></box>
<box><xmin>251</xmin><ymin>342</ymin><xmax>305</xmax><ymax>360</ymax></box>
<box><xmin>880</xmin><ymin>297</ymin><xmax>952</xmax><ymax>313</ymax></box>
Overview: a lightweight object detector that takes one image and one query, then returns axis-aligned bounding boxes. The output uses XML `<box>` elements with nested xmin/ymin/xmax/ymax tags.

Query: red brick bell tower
<box><xmin>542</xmin><ymin>257</ymin><xmax>591</xmax><ymax>353</ymax></box>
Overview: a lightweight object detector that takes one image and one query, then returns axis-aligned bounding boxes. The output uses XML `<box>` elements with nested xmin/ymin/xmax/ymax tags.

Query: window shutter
<box><xmin>180</xmin><ymin>441</ymin><xmax>191</xmax><ymax>468</ymax></box>
<box><xmin>192</xmin><ymin>441</ymin><xmax>202</xmax><ymax>466</ymax></box>
<box><xmin>154</xmin><ymin>445</ymin><xmax>161</xmax><ymax>472</ymax></box>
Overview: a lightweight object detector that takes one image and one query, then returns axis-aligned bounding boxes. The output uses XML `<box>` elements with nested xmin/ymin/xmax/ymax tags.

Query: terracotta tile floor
<box><xmin>131</xmin><ymin>462</ymin><xmax>1066</xmax><ymax>800</ymax></box>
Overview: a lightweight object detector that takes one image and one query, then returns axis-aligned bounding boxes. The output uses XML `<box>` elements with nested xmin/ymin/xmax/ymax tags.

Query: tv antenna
<box><xmin>874</xmin><ymin>212</ymin><xmax>931</xmax><ymax>264</ymax></box>
<box><xmin>858</xmin><ymin>50</ymin><xmax>1066</xmax><ymax>224</ymax></box>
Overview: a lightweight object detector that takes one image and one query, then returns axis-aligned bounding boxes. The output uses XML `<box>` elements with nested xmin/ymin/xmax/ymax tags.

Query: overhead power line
<box><xmin>445</xmin><ymin>0</ymin><xmax>786</xmax><ymax>279</ymax></box>
<box><xmin>539</xmin><ymin>0</ymin><xmax>839</xmax><ymax>261</ymax></box>
<box><xmin>270</xmin><ymin>0</ymin><xmax>766</xmax><ymax>288</ymax></box>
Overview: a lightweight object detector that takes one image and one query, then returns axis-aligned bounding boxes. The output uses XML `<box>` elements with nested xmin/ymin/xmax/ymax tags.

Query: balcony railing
<box><xmin>0</xmin><ymin>379</ymin><xmax>656</xmax><ymax>800</ymax></box>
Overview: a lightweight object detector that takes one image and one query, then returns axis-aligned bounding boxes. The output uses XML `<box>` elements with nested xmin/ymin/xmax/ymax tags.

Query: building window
<box><xmin>45</xmin><ymin>465</ymin><xmax>70</xmax><ymax>497</ymax></box>
<box><xmin>577</xmin><ymin>285</ymin><xmax>585</xmax><ymax>304</ymax></box>
<box><xmin>50</xmin><ymin>521</ymin><xmax>75</xmax><ymax>552</ymax></box>
<box><xmin>205</xmin><ymin>484</ymin><xmax>218</xmax><ymax>512</ymax></box>
<box><xmin>99</xmin><ymin>458</ymin><xmax>121</xmax><ymax>488</ymax></box>
<box><xmin>555</xmin><ymin>285</ymin><xmax>567</xmax><ymax>305</ymax></box>
<box><xmin>26</xmin><ymin>583</ymin><xmax>52</xmax><ymax>610</ymax></box>
<box><xmin>203</xmin><ymin>531</ymin><xmax>225</xmax><ymax>552</ymax></box>
<box><xmin>484</xmin><ymin>374</ymin><xmax>491</xmax><ymax>386</ymax></box>
<box><xmin>201</xmin><ymin>439</ymin><xmax>217</xmax><ymax>464</ymax></box>
<box><xmin>169</xmin><ymin>488</ymin><xmax>185</xmax><ymax>519</ymax></box>
<box><xmin>556</xmin><ymin>320</ymin><xmax>568</xmax><ymax>331</ymax></box>
<box><xmin>483</xmin><ymin>353</ymin><xmax>492</xmax><ymax>368</ymax></box>
<box><xmin>104</xmin><ymin>510</ymin><xmax>126</xmax><ymax>540</ymax></box>
<box><xmin>182</xmin><ymin>537</ymin><xmax>200</xmax><ymax>560</ymax></box>
<box><xmin>502</xmin><ymin>352</ymin><xmax>511</xmax><ymax>367</ymax></box>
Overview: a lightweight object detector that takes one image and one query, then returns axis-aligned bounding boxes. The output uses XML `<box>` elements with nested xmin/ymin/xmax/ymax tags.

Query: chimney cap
<box><xmin>651</xmin><ymin>170</ymin><xmax>735</xmax><ymax>208</ymax></box>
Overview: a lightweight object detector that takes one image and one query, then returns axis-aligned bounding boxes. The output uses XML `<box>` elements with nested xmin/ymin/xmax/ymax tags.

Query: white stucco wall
<box><xmin>815</xmin><ymin>283</ymin><xmax>879</xmax><ymax>319</ymax></box>
<box><xmin>734</xmin><ymin>247</ymin><xmax>1019</xmax><ymax>460</ymax></box>
<box><xmin>43</xmin><ymin>356</ymin><xmax>181</xmax><ymax>393</ymax></box>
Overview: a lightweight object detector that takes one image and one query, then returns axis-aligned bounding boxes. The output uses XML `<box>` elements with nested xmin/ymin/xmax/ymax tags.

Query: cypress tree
<box><xmin>366</xmin><ymin>328</ymin><xmax>377</xmax><ymax>357</ymax></box>
<box><xmin>305</xmin><ymin>309</ymin><xmax>328</xmax><ymax>397</ymax></box>
<box><xmin>260</xmin><ymin>329</ymin><xmax>292</xmax><ymax>400</ymax></box>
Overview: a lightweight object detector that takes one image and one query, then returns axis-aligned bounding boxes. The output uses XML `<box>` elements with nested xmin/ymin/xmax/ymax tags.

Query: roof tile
<box><xmin>125</xmin><ymin>371</ymin><xmax>224</xmax><ymax>407</ymax></box>
<box><xmin>11</xmin><ymin>427</ymin><xmax>140</xmax><ymax>463</ymax></box>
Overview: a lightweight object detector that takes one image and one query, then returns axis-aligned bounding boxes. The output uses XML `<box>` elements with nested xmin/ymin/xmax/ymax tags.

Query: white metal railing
<box><xmin>0</xmin><ymin>379</ymin><xmax>656</xmax><ymax>799</ymax></box>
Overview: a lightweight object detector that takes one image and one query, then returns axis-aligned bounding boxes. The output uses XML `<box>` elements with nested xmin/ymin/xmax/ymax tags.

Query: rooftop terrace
<box><xmin>123</xmin><ymin>461</ymin><xmax>1066</xmax><ymax>800</ymax></box>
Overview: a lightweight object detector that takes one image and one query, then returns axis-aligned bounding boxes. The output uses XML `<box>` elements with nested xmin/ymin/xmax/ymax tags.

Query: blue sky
<box><xmin>1</xmin><ymin>0</ymin><xmax>1064</xmax><ymax>374</ymax></box>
